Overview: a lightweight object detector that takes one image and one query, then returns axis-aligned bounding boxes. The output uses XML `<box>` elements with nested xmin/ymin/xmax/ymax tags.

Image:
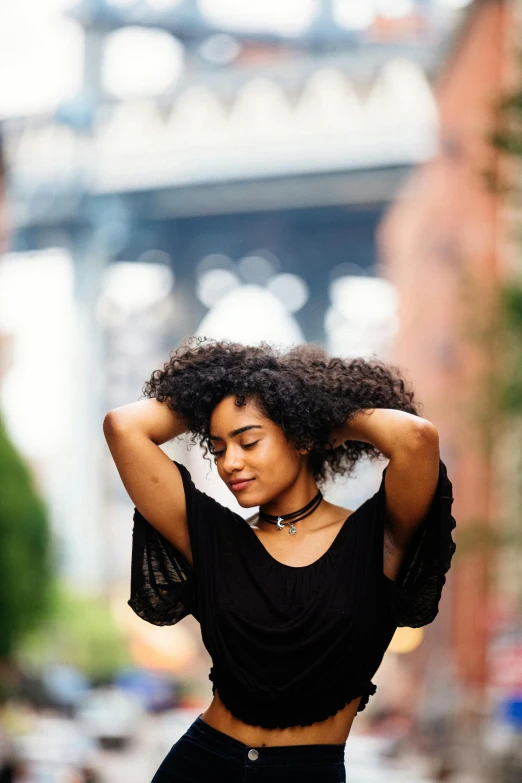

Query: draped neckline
<box><xmin>242</xmin><ymin>495</ymin><xmax>374</xmax><ymax>570</ymax></box>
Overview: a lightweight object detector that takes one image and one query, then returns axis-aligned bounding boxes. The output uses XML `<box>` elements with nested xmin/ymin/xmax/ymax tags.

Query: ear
<box><xmin>298</xmin><ymin>442</ymin><xmax>313</xmax><ymax>455</ymax></box>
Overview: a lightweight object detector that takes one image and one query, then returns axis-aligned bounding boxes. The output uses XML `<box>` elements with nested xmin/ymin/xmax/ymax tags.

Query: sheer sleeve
<box><xmin>380</xmin><ymin>457</ymin><xmax>457</xmax><ymax>628</ymax></box>
<box><xmin>128</xmin><ymin>505</ymin><xmax>195</xmax><ymax>626</ymax></box>
<box><xmin>127</xmin><ymin>459</ymin><xmax>229</xmax><ymax>626</ymax></box>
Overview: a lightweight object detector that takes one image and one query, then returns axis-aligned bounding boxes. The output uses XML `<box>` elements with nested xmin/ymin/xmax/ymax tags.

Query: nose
<box><xmin>222</xmin><ymin>445</ymin><xmax>244</xmax><ymax>474</ymax></box>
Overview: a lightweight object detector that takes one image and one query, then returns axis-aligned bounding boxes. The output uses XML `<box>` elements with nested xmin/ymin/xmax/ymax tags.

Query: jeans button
<box><xmin>247</xmin><ymin>748</ymin><xmax>259</xmax><ymax>761</ymax></box>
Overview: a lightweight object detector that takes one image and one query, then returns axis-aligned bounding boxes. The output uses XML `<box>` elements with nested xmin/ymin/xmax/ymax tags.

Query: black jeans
<box><xmin>152</xmin><ymin>714</ymin><xmax>347</xmax><ymax>782</ymax></box>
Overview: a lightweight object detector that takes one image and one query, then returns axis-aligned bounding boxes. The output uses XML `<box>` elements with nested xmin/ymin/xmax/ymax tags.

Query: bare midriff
<box><xmin>200</xmin><ymin>690</ymin><xmax>361</xmax><ymax>747</ymax></box>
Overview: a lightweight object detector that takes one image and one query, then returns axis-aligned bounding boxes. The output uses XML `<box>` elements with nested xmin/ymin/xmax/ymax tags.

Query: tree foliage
<box><xmin>0</xmin><ymin>410</ymin><xmax>53</xmax><ymax>658</ymax></box>
<box><xmin>487</xmin><ymin>62</ymin><xmax>522</xmax><ymax>414</ymax></box>
<box><xmin>17</xmin><ymin>581</ymin><xmax>132</xmax><ymax>681</ymax></box>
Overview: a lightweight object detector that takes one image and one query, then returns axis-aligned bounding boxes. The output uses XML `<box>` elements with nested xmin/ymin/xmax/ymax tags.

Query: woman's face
<box><xmin>209</xmin><ymin>394</ymin><xmax>309</xmax><ymax>508</ymax></box>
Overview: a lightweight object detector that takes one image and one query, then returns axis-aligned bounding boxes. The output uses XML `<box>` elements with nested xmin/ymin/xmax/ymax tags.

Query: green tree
<box><xmin>0</xmin><ymin>410</ymin><xmax>53</xmax><ymax>659</ymax></box>
<box><xmin>17</xmin><ymin>580</ymin><xmax>132</xmax><ymax>682</ymax></box>
<box><xmin>0</xmin><ymin>414</ymin><xmax>130</xmax><ymax>682</ymax></box>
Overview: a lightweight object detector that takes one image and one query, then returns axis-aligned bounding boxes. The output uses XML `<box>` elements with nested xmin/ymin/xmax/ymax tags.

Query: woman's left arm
<box><xmin>331</xmin><ymin>409</ymin><xmax>441</xmax><ymax>550</ymax></box>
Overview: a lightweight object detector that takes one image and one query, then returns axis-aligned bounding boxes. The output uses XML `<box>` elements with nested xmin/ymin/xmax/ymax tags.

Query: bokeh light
<box><xmin>196</xmin><ymin>284</ymin><xmax>305</xmax><ymax>345</ymax></box>
<box><xmin>105</xmin><ymin>0</ymin><xmax>138</xmax><ymax>7</ymax></box>
<box><xmin>0</xmin><ymin>9</ymin><xmax>82</xmax><ymax>117</ymax></box>
<box><xmin>196</xmin><ymin>267</ymin><xmax>241</xmax><ymax>308</ymax></box>
<box><xmin>388</xmin><ymin>627</ymin><xmax>424</xmax><ymax>654</ymax></box>
<box><xmin>103</xmin><ymin>27</ymin><xmax>184</xmax><ymax>99</ymax></box>
<box><xmin>325</xmin><ymin>275</ymin><xmax>399</xmax><ymax>359</ymax></box>
<box><xmin>199</xmin><ymin>34</ymin><xmax>242</xmax><ymax>66</ymax></box>
<box><xmin>0</xmin><ymin>249</ymin><xmax>76</xmax><ymax>458</ymax></box>
<box><xmin>198</xmin><ymin>0</ymin><xmax>320</xmax><ymax>36</ymax></box>
<box><xmin>266</xmin><ymin>273</ymin><xmax>309</xmax><ymax>313</ymax></box>
<box><xmin>377</xmin><ymin>0</ymin><xmax>416</xmax><ymax>18</ymax></box>
<box><xmin>436</xmin><ymin>0</ymin><xmax>472</xmax><ymax>7</ymax></box>
<box><xmin>333</xmin><ymin>0</ymin><xmax>376</xmax><ymax>30</ymax></box>
<box><xmin>101</xmin><ymin>260</ymin><xmax>175</xmax><ymax>314</ymax></box>
<box><xmin>196</xmin><ymin>253</ymin><xmax>236</xmax><ymax>276</ymax></box>
<box><xmin>147</xmin><ymin>0</ymin><xmax>184</xmax><ymax>10</ymax></box>
<box><xmin>329</xmin><ymin>275</ymin><xmax>397</xmax><ymax>322</ymax></box>
<box><xmin>237</xmin><ymin>252</ymin><xmax>278</xmax><ymax>285</ymax></box>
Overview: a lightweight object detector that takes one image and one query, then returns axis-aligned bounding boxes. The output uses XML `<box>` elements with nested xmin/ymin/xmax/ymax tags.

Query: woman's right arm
<box><xmin>103</xmin><ymin>399</ymin><xmax>193</xmax><ymax>564</ymax></box>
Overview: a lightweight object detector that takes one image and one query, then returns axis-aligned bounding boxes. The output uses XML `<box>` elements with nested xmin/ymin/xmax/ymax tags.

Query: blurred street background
<box><xmin>1</xmin><ymin>0</ymin><xmax>522</xmax><ymax>780</ymax></box>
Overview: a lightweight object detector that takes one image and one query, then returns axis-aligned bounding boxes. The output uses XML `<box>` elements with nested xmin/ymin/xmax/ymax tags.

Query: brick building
<box><xmin>378</xmin><ymin>0</ymin><xmax>513</xmax><ymax>716</ymax></box>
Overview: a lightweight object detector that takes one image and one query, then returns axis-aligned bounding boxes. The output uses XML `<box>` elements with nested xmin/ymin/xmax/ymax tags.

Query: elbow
<box><xmin>102</xmin><ymin>411</ymin><xmax>116</xmax><ymax>440</ymax></box>
<box><xmin>408</xmin><ymin>419</ymin><xmax>440</xmax><ymax>455</ymax></box>
<box><xmin>103</xmin><ymin>410</ymin><xmax>127</xmax><ymax>440</ymax></box>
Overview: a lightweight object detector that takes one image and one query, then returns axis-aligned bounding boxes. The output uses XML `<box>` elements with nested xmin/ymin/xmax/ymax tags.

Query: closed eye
<box><xmin>212</xmin><ymin>440</ymin><xmax>259</xmax><ymax>457</ymax></box>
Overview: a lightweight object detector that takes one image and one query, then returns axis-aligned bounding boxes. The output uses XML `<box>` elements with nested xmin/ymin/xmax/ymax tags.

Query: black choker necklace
<box><xmin>258</xmin><ymin>489</ymin><xmax>323</xmax><ymax>536</ymax></box>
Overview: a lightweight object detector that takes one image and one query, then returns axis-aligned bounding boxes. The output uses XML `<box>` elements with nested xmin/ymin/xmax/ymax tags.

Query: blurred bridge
<box><xmin>0</xmin><ymin>0</ymin><xmax>462</xmax><ymax>587</ymax></box>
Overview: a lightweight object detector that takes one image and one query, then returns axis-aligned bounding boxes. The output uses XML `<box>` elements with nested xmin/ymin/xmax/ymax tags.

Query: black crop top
<box><xmin>128</xmin><ymin>458</ymin><xmax>456</xmax><ymax>729</ymax></box>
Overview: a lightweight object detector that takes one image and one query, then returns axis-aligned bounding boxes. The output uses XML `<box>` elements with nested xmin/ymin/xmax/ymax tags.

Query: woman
<box><xmin>103</xmin><ymin>337</ymin><xmax>457</xmax><ymax>782</ymax></box>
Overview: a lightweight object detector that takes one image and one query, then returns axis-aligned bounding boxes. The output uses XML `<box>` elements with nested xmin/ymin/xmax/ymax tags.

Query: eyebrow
<box><xmin>209</xmin><ymin>425</ymin><xmax>264</xmax><ymax>442</ymax></box>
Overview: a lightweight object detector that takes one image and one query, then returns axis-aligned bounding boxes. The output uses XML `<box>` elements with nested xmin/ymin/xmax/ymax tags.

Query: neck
<box><xmin>259</xmin><ymin>476</ymin><xmax>320</xmax><ymax>519</ymax></box>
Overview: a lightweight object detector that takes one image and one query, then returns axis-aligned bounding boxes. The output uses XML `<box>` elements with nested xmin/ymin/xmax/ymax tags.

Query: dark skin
<box><xmin>200</xmin><ymin>397</ymin><xmax>440</xmax><ymax>746</ymax></box>
<box><xmin>104</xmin><ymin>396</ymin><xmax>440</xmax><ymax>747</ymax></box>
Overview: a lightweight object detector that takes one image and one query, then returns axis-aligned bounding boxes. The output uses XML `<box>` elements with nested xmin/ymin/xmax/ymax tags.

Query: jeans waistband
<box><xmin>188</xmin><ymin>715</ymin><xmax>346</xmax><ymax>765</ymax></box>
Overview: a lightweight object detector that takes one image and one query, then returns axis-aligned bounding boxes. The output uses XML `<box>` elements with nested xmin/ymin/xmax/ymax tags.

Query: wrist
<box><xmin>331</xmin><ymin>409</ymin><xmax>375</xmax><ymax>448</ymax></box>
<box><xmin>331</xmin><ymin>409</ymin><xmax>426</xmax><ymax>456</ymax></box>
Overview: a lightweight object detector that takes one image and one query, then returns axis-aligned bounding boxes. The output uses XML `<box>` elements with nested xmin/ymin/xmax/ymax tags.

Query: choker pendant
<box><xmin>275</xmin><ymin>517</ymin><xmax>297</xmax><ymax>535</ymax></box>
<box><xmin>275</xmin><ymin>517</ymin><xmax>298</xmax><ymax>535</ymax></box>
<box><xmin>260</xmin><ymin>489</ymin><xmax>323</xmax><ymax>537</ymax></box>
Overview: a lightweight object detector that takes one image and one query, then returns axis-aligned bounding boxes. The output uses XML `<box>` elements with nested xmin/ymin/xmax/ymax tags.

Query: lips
<box><xmin>230</xmin><ymin>478</ymin><xmax>255</xmax><ymax>491</ymax></box>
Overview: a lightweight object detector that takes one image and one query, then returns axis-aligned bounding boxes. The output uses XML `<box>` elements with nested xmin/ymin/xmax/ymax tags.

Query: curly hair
<box><xmin>141</xmin><ymin>336</ymin><xmax>422</xmax><ymax>487</ymax></box>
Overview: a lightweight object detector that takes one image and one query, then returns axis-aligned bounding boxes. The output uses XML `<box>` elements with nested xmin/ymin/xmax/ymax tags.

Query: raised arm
<box><xmin>103</xmin><ymin>399</ymin><xmax>193</xmax><ymax>564</ymax></box>
<box><xmin>331</xmin><ymin>408</ymin><xmax>440</xmax><ymax>556</ymax></box>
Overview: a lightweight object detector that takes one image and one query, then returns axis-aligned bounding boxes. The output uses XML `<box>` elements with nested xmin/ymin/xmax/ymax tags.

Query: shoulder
<box><xmin>172</xmin><ymin>459</ymin><xmax>244</xmax><ymax>527</ymax></box>
<box><xmin>329</xmin><ymin>503</ymin><xmax>355</xmax><ymax>522</ymax></box>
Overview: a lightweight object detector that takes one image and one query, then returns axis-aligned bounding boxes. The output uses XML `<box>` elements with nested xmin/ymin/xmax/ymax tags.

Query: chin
<box><xmin>235</xmin><ymin>496</ymin><xmax>258</xmax><ymax>509</ymax></box>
